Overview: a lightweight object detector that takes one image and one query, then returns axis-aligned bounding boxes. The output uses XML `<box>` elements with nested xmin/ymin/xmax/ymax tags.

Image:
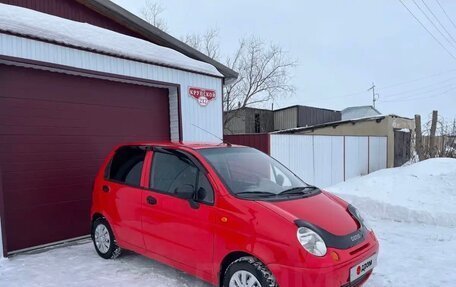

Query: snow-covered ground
<box><xmin>326</xmin><ymin>158</ymin><xmax>456</xmax><ymax>287</ymax></box>
<box><xmin>1</xmin><ymin>158</ymin><xmax>455</xmax><ymax>286</ymax></box>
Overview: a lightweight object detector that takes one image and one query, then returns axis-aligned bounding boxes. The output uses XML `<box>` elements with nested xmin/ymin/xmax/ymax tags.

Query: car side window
<box><xmin>108</xmin><ymin>146</ymin><xmax>146</xmax><ymax>186</ymax></box>
<box><xmin>197</xmin><ymin>172</ymin><xmax>214</xmax><ymax>204</ymax></box>
<box><xmin>151</xmin><ymin>151</ymin><xmax>214</xmax><ymax>204</ymax></box>
<box><xmin>151</xmin><ymin>152</ymin><xmax>198</xmax><ymax>194</ymax></box>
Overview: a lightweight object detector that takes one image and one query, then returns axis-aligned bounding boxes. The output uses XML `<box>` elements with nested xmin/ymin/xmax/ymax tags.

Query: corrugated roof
<box><xmin>341</xmin><ymin>105</ymin><xmax>381</xmax><ymax>120</ymax></box>
<box><xmin>0</xmin><ymin>3</ymin><xmax>223</xmax><ymax>77</ymax></box>
<box><xmin>77</xmin><ymin>0</ymin><xmax>238</xmax><ymax>81</ymax></box>
<box><xmin>272</xmin><ymin>115</ymin><xmax>386</xmax><ymax>134</ymax></box>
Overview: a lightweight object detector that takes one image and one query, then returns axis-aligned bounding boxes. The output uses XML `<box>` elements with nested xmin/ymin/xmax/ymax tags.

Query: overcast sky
<box><xmin>112</xmin><ymin>0</ymin><xmax>456</xmax><ymax>122</ymax></box>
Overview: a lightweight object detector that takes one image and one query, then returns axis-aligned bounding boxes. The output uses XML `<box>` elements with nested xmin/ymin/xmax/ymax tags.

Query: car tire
<box><xmin>223</xmin><ymin>256</ymin><xmax>278</xmax><ymax>287</ymax></box>
<box><xmin>91</xmin><ymin>218</ymin><xmax>122</xmax><ymax>259</ymax></box>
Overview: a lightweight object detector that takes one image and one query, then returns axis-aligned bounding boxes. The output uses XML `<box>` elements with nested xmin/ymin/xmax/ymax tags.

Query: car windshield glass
<box><xmin>199</xmin><ymin>147</ymin><xmax>311</xmax><ymax>198</ymax></box>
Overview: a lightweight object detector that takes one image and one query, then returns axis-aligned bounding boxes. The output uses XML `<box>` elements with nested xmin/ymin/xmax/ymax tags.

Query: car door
<box><xmin>141</xmin><ymin>148</ymin><xmax>216</xmax><ymax>277</ymax></box>
<box><xmin>103</xmin><ymin>145</ymin><xmax>147</xmax><ymax>250</ymax></box>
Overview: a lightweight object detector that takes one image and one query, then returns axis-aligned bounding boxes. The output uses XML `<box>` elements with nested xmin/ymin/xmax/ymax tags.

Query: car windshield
<box><xmin>199</xmin><ymin>147</ymin><xmax>316</xmax><ymax>199</ymax></box>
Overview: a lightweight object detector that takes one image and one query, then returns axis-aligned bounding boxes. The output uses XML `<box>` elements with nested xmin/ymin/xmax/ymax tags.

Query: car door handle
<box><xmin>102</xmin><ymin>185</ymin><xmax>110</xmax><ymax>193</ymax></box>
<box><xmin>147</xmin><ymin>196</ymin><xmax>157</xmax><ymax>205</ymax></box>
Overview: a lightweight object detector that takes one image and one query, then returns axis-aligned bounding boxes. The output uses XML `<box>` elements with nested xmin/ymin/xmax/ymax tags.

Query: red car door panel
<box><xmin>103</xmin><ymin>146</ymin><xmax>147</xmax><ymax>249</ymax></box>
<box><xmin>141</xmin><ymin>149</ymin><xmax>215</xmax><ymax>276</ymax></box>
<box><xmin>107</xmin><ymin>182</ymin><xmax>145</xmax><ymax>248</ymax></box>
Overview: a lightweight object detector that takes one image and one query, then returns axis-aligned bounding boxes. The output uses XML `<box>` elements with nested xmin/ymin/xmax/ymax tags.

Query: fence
<box><xmin>225</xmin><ymin>134</ymin><xmax>388</xmax><ymax>187</ymax></box>
<box><xmin>270</xmin><ymin>135</ymin><xmax>387</xmax><ymax>187</ymax></box>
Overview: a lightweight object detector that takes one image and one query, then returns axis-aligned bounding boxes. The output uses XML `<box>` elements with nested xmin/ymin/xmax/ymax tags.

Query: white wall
<box><xmin>270</xmin><ymin>134</ymin><xmax>387</xmax><ymax>187</ymax></box>
<box><xmin>369</xmin><ymin>137</ymin><xmax>388</xmax><ymax>173</ymax></box>
<box><xmin>180</xmin><ymin>78</ymin><xmax>223</xmax><ymax>143</ymax></box>
<box><xmin>314</xmin><ymin>136</ymin><xmax>344</xmax><ymax>187</ymax></box>
<box><xmin>271</xmin><ymin>135</ymin><xmax>315</xmax><ymax>184</ymax></box>
<box><xmin>344</xmin><ymin>136</ymin><xmax>369</xmax><ymax>179</ymax></box>
<box><xmin>0</xmin><ymin>33</ymin><xmax>224</xmax><ymax>143</ymax></box>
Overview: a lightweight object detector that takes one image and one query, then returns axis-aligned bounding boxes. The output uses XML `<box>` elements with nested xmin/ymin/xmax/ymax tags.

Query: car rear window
<box><xmin>107</xmin><ymin>146</ymin><xmax>146</xmax><ymax>186</ymax></box>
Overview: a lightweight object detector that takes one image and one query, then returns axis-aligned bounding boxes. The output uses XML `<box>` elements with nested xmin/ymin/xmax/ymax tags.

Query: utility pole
<box><xmin>367</xmin><ymin>82</ymin><xmax>380</xmax><ymax>108</ymax></box>
<box><xmin>415</xmin><ymin>114</ymin><xmax>423</xmax><ymax>161</ymax></box>
<box><xmin>429</xmin><ymin>110</ymin><xmax>438</xmax><ymax>158</ymax></box>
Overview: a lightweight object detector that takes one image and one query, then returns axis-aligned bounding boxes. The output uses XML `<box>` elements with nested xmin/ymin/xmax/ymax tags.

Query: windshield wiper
<box><xmin>235</xmin><ymin>191</ymin><xmax>277</xmax><ymax>198</ymax></box>
<box><xmin>278</xmin><ymin>186</ymin><xmax>319</xmax><ymax>196</ymax></box>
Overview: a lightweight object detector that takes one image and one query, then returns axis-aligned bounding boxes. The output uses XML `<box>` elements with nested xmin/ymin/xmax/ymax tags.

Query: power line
<box><xmin>380</xmin><ymin>76</ymin><xmax>456</xmax><ymax>98</ymax></box>
<box><xmin>376</xmin><ymin>68</ymin><xmax>456</xmax><ymax>90</ymax></box>
<box><xmin>412</xmin><ymin>0</ymin><xmax>456</xmax><ymax>49</ymax></box>
<box><xmin>380</xmin><ymin>84</ymin><xmax>456</xmax><ymax>103</ymax></box>
<box><xmin>381</xmin><ymin>81</ymin><xmax>456</xmax><ymax>101</ymax></box>
<box><xmin>420</xmin><ymin>0</ymin><xmax>456</xmax><ymax>46</ymax></box>
<box><xmin>398</xmin><ymin>0</ymin><xmax>456</xmax><ymax>61</ymax></box>
<box><xmin>312</xmin><ymin>69</ymin><xmax>456</xmax><ymax>103</ymax></box>
<box><xmin>435</xmin><ymin>0</ymin><xmax>456</xmax><ymax>32</ymax></box>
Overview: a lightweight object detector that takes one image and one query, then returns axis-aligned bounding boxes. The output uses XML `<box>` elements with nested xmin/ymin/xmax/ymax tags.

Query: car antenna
<box><xmin>191</xmin><ymin>124</ymin><xmax>232</xmax><ymax>146</ymax></box>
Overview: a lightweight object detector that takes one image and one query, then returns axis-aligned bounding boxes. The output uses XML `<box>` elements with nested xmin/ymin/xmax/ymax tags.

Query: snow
<box><xmin>0</xmin><ymin>240</ymin><xmax>211</xmax><ymax>287</ymax></box>
<box><xmin>327</xmin><ymin>158</ymin><xmax>456</xmax><ymax>228</ymax></box>
<box><xmin>326</xmin><ymin>158</ymin><xmax>456</xmax><ymax>287</ymax></box>
<box><xmin>0</xmin><ymin>3</ymin><xmax>222</xmax><ymax>77</ymax></box>
<box><xmin>1</xmin><ymin>158</ymin><xmax>455</xmax><ymax>286</ymax></box>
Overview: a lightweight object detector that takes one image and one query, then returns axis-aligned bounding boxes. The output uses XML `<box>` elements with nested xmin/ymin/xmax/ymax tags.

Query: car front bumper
<box><xmin>268</xmin><ymin>240</ymin><xmax>379</xmax><ymax>287</ymax></box>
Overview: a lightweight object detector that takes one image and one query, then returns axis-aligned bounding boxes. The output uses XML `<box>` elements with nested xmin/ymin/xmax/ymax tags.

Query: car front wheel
<box><xmin>223</xmin><ymin>256</ymin><xmax>278</xmax><ymax>287</ymax></box>
<box><xmin>91</xmin><ymin>218</ymin><xmax>121</xmax><ymax>259</ymax></box>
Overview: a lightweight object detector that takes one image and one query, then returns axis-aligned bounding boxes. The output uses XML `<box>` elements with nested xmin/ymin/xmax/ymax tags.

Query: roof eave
<box><xmin>77</xmin><ymin>0</ymin><xmax>238</xmax><ymax>81</ymax></box>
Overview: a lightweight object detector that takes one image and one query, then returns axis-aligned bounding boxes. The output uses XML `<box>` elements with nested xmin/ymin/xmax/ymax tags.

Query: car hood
<box><xmin>258</xmin><ymin>191</ymin><xmax>359</xmax><ymax>236</ymax></box>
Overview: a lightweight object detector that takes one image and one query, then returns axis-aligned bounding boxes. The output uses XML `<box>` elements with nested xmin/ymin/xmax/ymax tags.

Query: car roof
<box><xmin>116</xmin><ymin>141</ymin><xmax>244</xmax><ymax>150</ymax></box>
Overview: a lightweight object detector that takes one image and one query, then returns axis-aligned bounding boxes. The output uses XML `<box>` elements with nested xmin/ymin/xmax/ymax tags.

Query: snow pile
<box><xmin>327</xmin><ymin>158</ymin><xmax>456</xmax><ymax>227</ymax></box>
<box><xmin>0</xmin><ymin>4</ymin><xmax>222</xmax><ymax>77</ymax></box>
<box><xmin>327</xmin><ymin>158</ymin><xmax>456</xmax><ymax>287</ymax></box>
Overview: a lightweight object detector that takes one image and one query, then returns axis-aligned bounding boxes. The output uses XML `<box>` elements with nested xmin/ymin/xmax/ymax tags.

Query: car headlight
<box><xmin>352</xmin><ymin>207</ymin><xmax>372</xmax><ymax>232</ymax></box>
<box><xmin>297</xmin><ymin>227</ymin><xmax>327</xmax><ymax>257</ymax></box>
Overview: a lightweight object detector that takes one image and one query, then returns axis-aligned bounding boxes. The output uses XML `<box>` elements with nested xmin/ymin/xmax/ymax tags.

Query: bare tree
<box><xmin>140</xmin><ymin>0</ymin><xmax>168</xmax><ymax>32</ymax></box>
<box><xmin>439</xmin><ymin>118</ymin><xmax>456</xmax><ymax>158</ymax></box>
<box><xmin>418</xmin><ymin>112</ymin><xmax>456</xmax><ymax>159</ymax></box>
<box><xmin>182</xmin><ymin>28</ymin><xmax>220</xmax><ymax>60</ymax></box>
<box><xmin>182</xmin><ymin>33</ymin><xmax>296</xmax><ymax>131</ymax></box>
<box><xmin>139</xmin><ymin>2</ymin><xmax>296</xmax><ymax>132</ymax></box>
<box><xmin>223</xmin><ymin>37</ymin><xmax>296</xmax><ymax>128</ymax></box>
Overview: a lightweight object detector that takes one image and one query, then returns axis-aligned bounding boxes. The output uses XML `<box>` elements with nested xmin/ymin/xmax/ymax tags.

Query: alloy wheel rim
<box><xmin>229</xmin><ymin>270</ymin><xmax>262</xmax><ymax>287</ymax></box>
<box><xmin>94</xmin><ymin>224</ymin><xmax>110</xmax><ymax>254</ymax></box>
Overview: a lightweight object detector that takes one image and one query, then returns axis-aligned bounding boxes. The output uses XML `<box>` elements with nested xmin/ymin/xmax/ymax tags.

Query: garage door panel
<box><xmin>0</xmin><ymin>65</ymin><xmax>171</xmax><ymax>252</ymax></box>
<box><xmin>0</xmin><ymin>134</ymin><xmax>133</xmax><ymax>144</ymax></box>
<box><xmin>4</xmin><ymin>199</ymin><xmax>91</xmax><ymax>252</ymax></box>
<box><xmin>0</xmin><ymin>144</ymin><xmax>113</xmax><ymax>155</ymax></box>
<box><xmin>0</xmin><ymin>119</ymin><xmax>169</xmax><ymax>137</ymax></box>
<box><xmin>0</xmin><ymin>150</ymin><xmax>107</xmax><ymax>164</ymax></box>
<box><xmin>1</xmin><ymin>67</ymin><xmax>164</xmax><ymax>109</ymax></box>
<box><xmin>0</xmin><ymin>98</ymin><xmax>160</xmax><ymax>123</ymax></box>
<box><xmin>6</xmin><ymin>158</ymin><xmax>102</xmax><ymax>173</ymax></box>
<box><xmin>4</xmin><ymin>182</ymin><xmax>91</xmax><ymax>211</ymax></box>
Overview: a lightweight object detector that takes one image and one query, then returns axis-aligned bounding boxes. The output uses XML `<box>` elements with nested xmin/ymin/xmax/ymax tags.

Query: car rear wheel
<box><xmin>92</xmin><ymin>218</ymin><xmax>121</xmax><ymax>259</ymax></box>
<box><xmin>223</xmin><ymin>256</ymin><xmax>278</xmax><ymax>287</ymax></box>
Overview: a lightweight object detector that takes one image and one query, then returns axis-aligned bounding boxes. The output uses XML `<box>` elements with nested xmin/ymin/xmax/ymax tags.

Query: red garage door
<box><xmin>0</xmin><ymin>65</ymin><xmax>170</xmax><ymax>252</ymax></box>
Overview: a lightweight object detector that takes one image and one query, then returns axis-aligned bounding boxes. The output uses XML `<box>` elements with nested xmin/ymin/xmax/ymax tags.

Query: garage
<box><xmin>0</xmin><ymin>1</ymin><xmax>236</xmax><ymax>256</ymax></box>
<box><xmin>0</xmin><ymin>65</ymin><xmax>170</xmax><ymax>252</ymax></box>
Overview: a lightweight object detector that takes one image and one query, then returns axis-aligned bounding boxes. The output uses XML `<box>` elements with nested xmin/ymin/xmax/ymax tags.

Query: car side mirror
<box><xmin>196</xmin><ymin>187</ymin><xmax>207</xmax><ymax>201</ymax></box>
<box><xmin>174</xmin><ymin>184</ymin><xmax>195</xmax><ymax>200</ymax></box>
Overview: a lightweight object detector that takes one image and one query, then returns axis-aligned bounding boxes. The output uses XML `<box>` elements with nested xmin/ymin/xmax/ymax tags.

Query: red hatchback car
<box><xmin>90</xmin><ymin>142</ymin><xmax>379</xmax><ymax>287</ymax></box>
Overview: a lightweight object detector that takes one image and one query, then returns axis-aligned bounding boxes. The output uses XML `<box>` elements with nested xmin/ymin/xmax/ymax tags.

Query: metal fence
<box><xmin>270</xmin><ymin>134</ymin><xmax>387</xmax><ymax>187</ymax></box>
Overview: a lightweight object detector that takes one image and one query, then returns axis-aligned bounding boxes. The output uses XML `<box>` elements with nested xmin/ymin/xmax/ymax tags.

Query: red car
<box><xmin>90</xmin><ymin>142</ymin><xmax>379</xmax><ymax>287</ymax></box>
